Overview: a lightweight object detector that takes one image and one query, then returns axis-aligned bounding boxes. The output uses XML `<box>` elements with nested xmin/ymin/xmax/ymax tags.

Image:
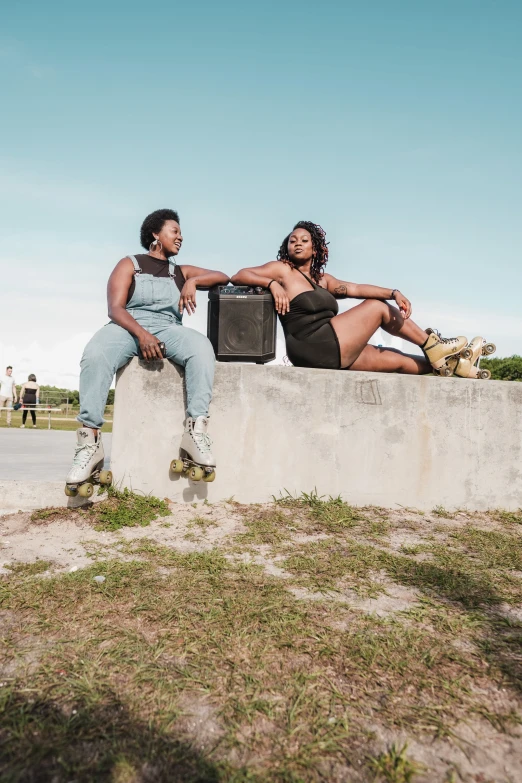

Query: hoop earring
<box><xmin>149</xmin><ymin>239</ymin><xmax>163</xmax><ymax>253</ymax></box>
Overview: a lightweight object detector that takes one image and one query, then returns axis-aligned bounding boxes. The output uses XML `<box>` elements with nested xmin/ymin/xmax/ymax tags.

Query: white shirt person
<box><xmin>0</xmin><ymin>366</ymin><xmax>17</xmax><ymax>426</ymax></box>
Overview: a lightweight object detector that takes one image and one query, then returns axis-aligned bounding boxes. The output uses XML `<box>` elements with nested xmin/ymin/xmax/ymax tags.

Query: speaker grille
<box><xmin>207</xmin><ymin>290</ymin><xmax>276</xmax><ymax>363</ymax></box>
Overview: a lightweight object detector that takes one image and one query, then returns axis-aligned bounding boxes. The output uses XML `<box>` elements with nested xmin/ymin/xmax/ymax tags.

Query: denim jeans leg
<box><xmin>156</xmin><ymin>323</ymin><xmax>215</xmax><ymax>418</ymax></box>
<box><xmin>78</xmin><ymin>322</ymin><xmax>138</xmax><ymax>429</ymax></box>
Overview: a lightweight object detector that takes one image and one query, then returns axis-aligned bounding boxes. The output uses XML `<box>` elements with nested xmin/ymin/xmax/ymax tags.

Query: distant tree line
<box><xmin>481</xmin><ymin>355</ymin><xmax>522</xmax><ymax>381</ymax></box>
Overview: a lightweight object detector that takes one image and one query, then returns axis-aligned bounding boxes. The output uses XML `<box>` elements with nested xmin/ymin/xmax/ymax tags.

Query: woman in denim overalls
<box><xmin>66</xmin><ymin>209</ymin><xmax>229</xmax><ymax>492</ymax></box>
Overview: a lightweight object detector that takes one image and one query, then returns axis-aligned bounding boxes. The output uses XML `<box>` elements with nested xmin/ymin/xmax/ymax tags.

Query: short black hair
<box><xmin>140</xmin><ymin>209</ymin><xmax>180</xmax><ymax>250</ymax></box>
<box><xmin>6</xmin><ymin>366</ymin><xmax>12</xmax><ymax>371</ymax></box>
<box><xmin>28</xmin><ymin>374</ymin><xmax>37</xmax><ymax>382</ymax></box>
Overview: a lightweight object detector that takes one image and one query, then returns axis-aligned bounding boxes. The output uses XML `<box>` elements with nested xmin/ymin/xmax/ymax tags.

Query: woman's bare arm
<box><xmin>231</xmin><ymin>260</ymin><xmax>284</xmax><ymax>288</ymax></box>
<box><xmin>180</xmin><ymin>265</ymin><xmax>230</xmax><ymax>290</ymax></box>
<box><xmin>107</xmin><ymin>257</ymin><xmax>164</xmax><ymax>360</ymax></box>
<box><xmin>231</xmin><ymin>261</ymin><xmax>290</xmax><ymax>315</ymax></box>
<box><xmin>323</xmin><ymin>274</ymin><xmax>411</xmax><ymax>318</ymax></box>
<box><xmin>177</xmin><ymin>265</ymin><xmax>230</xmax><ymax>315</ymax></box>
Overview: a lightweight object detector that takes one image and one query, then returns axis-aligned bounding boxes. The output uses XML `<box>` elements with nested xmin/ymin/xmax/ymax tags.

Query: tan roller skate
<box><xmin>422</xmin><ymin>328</ymin><xmax>469</xmax><ymax>377</ymax></box>
<box><xmin>447</xmin><ymin>336</ymin><xmax>496</xmax><ymax>380</ymax></box>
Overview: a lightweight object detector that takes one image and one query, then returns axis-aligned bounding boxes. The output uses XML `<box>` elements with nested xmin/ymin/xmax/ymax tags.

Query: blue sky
<box><xmin>1</xmin><ymin>0</ymin><xmax>521</xmax><ymax>385</ymax></box>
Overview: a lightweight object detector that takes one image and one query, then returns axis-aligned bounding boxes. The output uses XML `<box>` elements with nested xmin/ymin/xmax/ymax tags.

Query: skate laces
<box><xmin>72</xmin><ymin>442</ymin><xmax>98</xmax><ymax>468</ymax></box>
<box><xmin>432</xmin><ymin>329</ymin><xmax>460</xmax><ymax>346</ymax></box>
<box><xmin>192</xmin><ymin>431</ymin><xmax>212</xmax><ymax>454</ymax></box>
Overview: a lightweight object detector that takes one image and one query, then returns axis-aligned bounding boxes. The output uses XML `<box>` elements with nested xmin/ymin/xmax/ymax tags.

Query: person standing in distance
<box><xmin>66</xmin><ymin>209</ymin><xmax>229</xmax><ymax>492</ymax></box>
<box><xmin>19</xmin><ymin>374</ymin><xmax>40</xmax><ymax>428</ymax></box>
<box><xmin>0</xmin><ymin>366</ymin><xmax>17</xmax><ymax>427</ymax></box>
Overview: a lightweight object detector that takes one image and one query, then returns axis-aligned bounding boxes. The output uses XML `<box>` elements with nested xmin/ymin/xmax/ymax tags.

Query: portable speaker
<box><xmin>207</xmin><ymin>286</ymin><xmax>277</xmax><ymax>363</ymax></box>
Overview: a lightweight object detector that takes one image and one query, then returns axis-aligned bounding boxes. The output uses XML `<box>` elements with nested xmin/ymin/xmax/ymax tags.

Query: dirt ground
<box><xmin>1</xmin><ymin>496</ymin><xmax>521</xmax><ymax>782</ymax></box>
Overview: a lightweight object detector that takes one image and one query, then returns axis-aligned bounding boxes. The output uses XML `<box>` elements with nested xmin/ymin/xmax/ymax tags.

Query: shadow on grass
<box><xmin>391</xmin><ymin>555</ymin><xmax>522</xmax><ymax>693</ymax></box>
<box><xmin>284</xmin><ymin>528</ymin><xmax>522</xmax><ymax>700</ymax></box>
<box><xmin>0</xmin><ymin>689</ymin><xmax>242</xmax><ymax>783</ymax></box>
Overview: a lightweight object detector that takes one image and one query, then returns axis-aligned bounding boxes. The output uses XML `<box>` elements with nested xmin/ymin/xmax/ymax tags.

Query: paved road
<box><xmin>0</xmin><ymin>430</ymin><xmax>112</xmax><ymax>481</ymax></box>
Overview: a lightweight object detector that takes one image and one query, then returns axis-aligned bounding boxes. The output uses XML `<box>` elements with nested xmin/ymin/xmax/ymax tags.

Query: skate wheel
<box><xmin>483</xmin><ymin>343</ymin><xmax>496</xmax><ymax>355</ymax></box>
<box><xmin>188</xmin><ymin>466</ymin><xmax>204</xmax><ymax>481</ymax></box>
<box><xmin>78</xmin><ymin>483</ymin><xmax>94</xmax><ymax>498</ymax></box>
<box><xmin>65</xmin><ymin>485</ymin><xmax>77</xmax><ymax>497</ymax></box>
<box><xmin>203</xmin><ymin>470</ymin><xmax>216</xmax><ymax>483</ymax></box>
<box><xmin>440</xmin><ymin>366</ymin><xmax>453</xmax><ymax>377</ymax></box>
<box><xmin>479</xmin><ymin>369</ymin><xmax>491</xmax><ymax>380</ymax></box>
<box><xmin>170</xmin><ymin>459</ymin><xmax>185</xmax><ymax>474</ymax></box>
<box><xmin>99</xmin><ymin>470</ymin><xmax>112</xmax><ymax>486</ymax></box>
<box><xmin>461</xmin><ymin>348</ymin><xmax>473</xmax><ymax>360</ymax></box>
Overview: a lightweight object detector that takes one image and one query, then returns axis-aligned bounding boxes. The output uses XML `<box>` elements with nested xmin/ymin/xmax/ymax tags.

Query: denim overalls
<box><xmin>78</xmin><ymin>255</ymin><xmax>215</xmax><ymax>429</ymax></box>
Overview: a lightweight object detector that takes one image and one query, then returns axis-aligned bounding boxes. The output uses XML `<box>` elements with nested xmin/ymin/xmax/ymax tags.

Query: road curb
<box><xmin>0</xmin><ymin>481</ymin><xmax>105</xmax><ymax>514</ymax></box>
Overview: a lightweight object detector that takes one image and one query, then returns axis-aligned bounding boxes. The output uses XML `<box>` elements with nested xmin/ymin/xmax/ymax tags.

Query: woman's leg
<box><xmin>330</xmin><ymin>300</ymin><xmax>429</xmax><ymax>370</ymax></box>
<box><xmin>30</xmin><ymin>409</ymin><xmax>36</xmax><ymax>425</ymax></box>
<box><xmin>22</xmin><ymin>409</ymin><xmax>27</xmax><ymax>425</ymax></box>
<box><xmin>156</xmin><ymin>323</ymin><xmax>215</xmax><ymax>418</ymax></box>
<box><xmin>78</xmin><ymin>322</ymin><xmax>138</xmax><ymax>430</ymax></box>
<box><xmin>348</xmin><ymin>345</ymin><xmax>429</xmax><ymax>374</ymax></box>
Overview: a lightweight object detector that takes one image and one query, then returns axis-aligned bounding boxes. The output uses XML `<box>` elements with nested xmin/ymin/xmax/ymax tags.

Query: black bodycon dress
<box><xmin>279</xmin><ymin>270</ymin><xmax>341</xmax><ymax>369</ymax></box>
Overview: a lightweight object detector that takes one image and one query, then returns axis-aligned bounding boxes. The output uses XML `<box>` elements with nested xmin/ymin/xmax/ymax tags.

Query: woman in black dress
<box><xmin>231</xmin><ymin>221</ymin><xmax>470</xmax><ymax>375</ymax></box>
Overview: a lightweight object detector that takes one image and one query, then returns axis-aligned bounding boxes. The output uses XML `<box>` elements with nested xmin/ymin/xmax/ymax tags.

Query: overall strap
<box><xmin>128</xmin><ymin>255</ymin><xmax>142</xmax><ymax>275</ymax></box>
<box><xmin>296</xmin><ymin>268</ymin><xmax>316</xmax><ymax>289</ymax></box>
<box><xmin>167</xmin><ymin>259</ymin><xmax>177</xmax><ymax>280</ymax></box>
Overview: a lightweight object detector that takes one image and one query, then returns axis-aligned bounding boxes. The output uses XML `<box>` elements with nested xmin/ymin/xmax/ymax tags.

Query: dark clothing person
<box><xmin>20</xmin><ymin>378</ymin><xmax>39</xmax><ymax>428</ymax></box>
<box><xmin>279</xmin><ymin>269</ymin><xmax>341</xmax><ymax>369</ymax></box>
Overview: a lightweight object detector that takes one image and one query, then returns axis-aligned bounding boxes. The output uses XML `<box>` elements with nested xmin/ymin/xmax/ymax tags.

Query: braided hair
<box><xmin>277</xmin><ymin>221</ymin><xmax>329</xmax><ymax>283</ymax></box>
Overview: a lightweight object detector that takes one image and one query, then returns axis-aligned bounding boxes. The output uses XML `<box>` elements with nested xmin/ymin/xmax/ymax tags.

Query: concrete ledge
<box><xmin>0</xmin><ymin>481</ymin><xmax>100</xmax><ymax>514</ymax></box>
<box><xmin>110</xmin><ymin>359</ymin><xmax>522</xmax><ymax>510</ymax></box>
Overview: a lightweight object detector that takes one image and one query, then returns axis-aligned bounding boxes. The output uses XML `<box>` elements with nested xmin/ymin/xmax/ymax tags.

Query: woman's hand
<box><xmin>393</xmin><ymin>290</ymin><xmax>412</xmax><ymax>319</ymax></box>
<box><xmin>138</xmin><ymin>331</ymin><xmax>165</xmax><ymax>361</ymax></box>
<box><xmin>269</xmin><ymin>281</ymin><xmax>290</xmax><ymax>315</ymax></box>
<box><xmin>179</xmin><ymin>279</ymin><xmax>197</xmax><ymax>315</ymax></box>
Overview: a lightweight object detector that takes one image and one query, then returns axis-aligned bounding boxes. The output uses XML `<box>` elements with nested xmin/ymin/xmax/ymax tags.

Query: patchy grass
<box><xmin>94</xmin><ymin>487</ymin><xmax>170</xmax><ymax>531</ymax></box>
<box><xmin>431</xmin><ymin>505</ymin><xmax>455</xmax><ymax>519</ymax></box>
<box><xmin>370</xmin><ymin>743</ymin><xmax>424</xmax><ymax>783</ymax></box>
<box><xmin>4</xmin><ymin>559</ymin><xmax>54</xmax><ymax>576</ymax></box>
<box><xmin>1</xmin><ymin>493</ymin><xmax>521</xmax><ymax>781</ymax></box>
<box><xmin>30</xmin><ymin>487</ymin><xmax>170</xmax><ymax>531</ymax></box>
<box><xmin>493</xmin><ymin>509</ymin><xmax>522</xmax><ymax>527</ymax></box>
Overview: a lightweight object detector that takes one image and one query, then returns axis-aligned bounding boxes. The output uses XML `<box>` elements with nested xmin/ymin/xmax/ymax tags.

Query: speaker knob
<box><xmin>254</xmin><ymin>287</ymin><xmax>264</xmax><ymax>294</ymax></box>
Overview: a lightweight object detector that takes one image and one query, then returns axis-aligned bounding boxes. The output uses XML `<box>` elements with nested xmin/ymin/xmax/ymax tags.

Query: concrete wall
<box><xmin>110</xmin><ymin>358</ymin><xmax>522</xmax><ymax>510</ymax></box>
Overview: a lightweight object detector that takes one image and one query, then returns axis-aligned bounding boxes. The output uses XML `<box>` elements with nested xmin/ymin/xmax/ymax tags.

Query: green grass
<box><xmin>0</xmin><ymin>410</ymin><xmax>112</xmax><ymax>432</ymax></box>
<box><xmin>1</xmin><ymin>493</ymin><xmax>521</xmax><ymax>781</ymax></box>
<box><xmin>370</xmin><ymin>744</ymin><xmax>424</xmax><ymax>783</ymax></box>
<box><xmin>0</xmin><ymin>553</ymin><xmax>502</xmax><ymax>781</ymax></box>
<box><xmin>4</xmin><ymin>559</ymin><xmax>54</xmax><ymax>576</ymax></box>
<box><xmin>31</xmin><ymin>487</ymin><xmax>170</xmax><ymax>531</ymax></box>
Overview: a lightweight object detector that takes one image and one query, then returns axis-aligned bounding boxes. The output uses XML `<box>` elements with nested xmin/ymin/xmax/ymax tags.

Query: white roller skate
<box><xmin>65</xmin><ymin>428</ymin><xmax>112</xmax><ymax>498</ymax></box>
<box><xmin>422</xmin><ymin>328</ymin><xmax>469</xmax><ymax>377</ymax></box>
<box><xmin>170</xmin><ymin>416</ymin><xmax>216</xmax><ymax>483</ymax></box>
<box><xmin>447</xmin><ymin>336</ymin><xmax>496</xmax><ymax>380</ymax></box>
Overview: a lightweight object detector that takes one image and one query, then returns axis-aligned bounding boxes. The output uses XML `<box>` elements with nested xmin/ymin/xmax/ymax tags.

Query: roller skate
<box><xmin>170</xmin><ymin>416</ymin><xmax>216</xmax><ymax>482</ymax></box>
<box><xmin>447</xmin><ymin>336</ymin><xmax>496</xmax><ymax>380</ymax></box>
<box><xmin>65</xmin><ymin>428</ymin><xmax>112</xmax><ymax>498</ymax></box>
<box><xmin>422</xmin><ymin>328</ymin><xmax>468</xmax><ymax>377</ymax></box>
